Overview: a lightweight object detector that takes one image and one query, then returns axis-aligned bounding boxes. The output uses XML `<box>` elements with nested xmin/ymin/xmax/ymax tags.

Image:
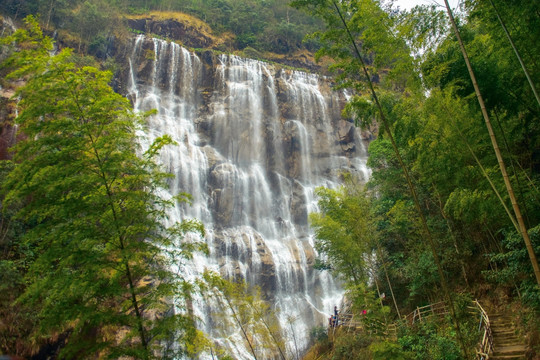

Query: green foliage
<box><xmin>369</xmin><ymin>341</ymin><xmax>412</xmax><ymax>360</ymax></box>
<box><xmin>310</xmin><ymin>184</ymin><xmax>377</xmax><ymax>286</ymax></box>
<box><xmin>2</xmin><ymin>0</ymin><xmax>540</xmax><ymax>357</ymax></box>
<box><xmin>291</xmin><ymin>0</ymin><xmax>418</xmax><ymax>93</ymax></box>
<box><xmin>486</xmin><ymin>225</ymin><xmax>540</xmax><ymax>309</ymax></box>
<box><xmin>201</xmin><ymin>270</ymin><xmax>287</xmax><ymax>360</ymax></box>
<box><xmin>0</xmin><ymin>17</ymin><xmax>206</xmax><ymax>358</ymax></box>
<box><xmin>330</xmin><ymin>329</ymin><xmax>373</xmax><ymax>360</ymax></box>
<box><xmin>0</xmin><ymin>161</ymin><xmax>37</xmax><ymax>357</ymax></box>
<box><xmin>0</xmin><ymin>0</ymin><xmax>323</xmax><ymax>55</ymax></box>
<box><xmin>297</xmin><ymin>2</ymin><xmax>540</xmax><ymax>358</ymax></box>
<box><xmin>310</xmin><ymin>326</ymin><xmax>328</xmax><ymax>343</ymax></box>
<box><xmin>398</xmin><ymin>320</ymin><xmax>462</xmax><ymax>360</ymax></box>
<box><xmin>396</xmin><ymin>4</ymin><xmax>448</xmax><ymax>56</ymax></box>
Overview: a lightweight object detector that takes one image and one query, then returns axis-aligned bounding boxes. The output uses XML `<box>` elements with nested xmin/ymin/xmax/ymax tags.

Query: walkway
<box><xmin>328</xmin><ymin>300</ymin><xmax>529</xmax><ymax>360</ymax></box>
<box><xmin>489</xmin><ymin>313</ymin><xmax>527</xmax><ymax>360</ymax></box>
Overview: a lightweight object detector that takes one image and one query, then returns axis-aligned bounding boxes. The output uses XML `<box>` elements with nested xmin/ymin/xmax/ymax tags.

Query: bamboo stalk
<box><xmin>443</xmin><ymin>0</ymin><xmax>540</xmax><ymax>287</ymax></box>
<box><xmin>330</xmin><ymin>1</ymin><xmax>469</xmax><ymax>357</ymax></box>
<box><xmin>488</xmin><ymin>0</ymin><xmax>540</xmax><ymax>108</ymax></box>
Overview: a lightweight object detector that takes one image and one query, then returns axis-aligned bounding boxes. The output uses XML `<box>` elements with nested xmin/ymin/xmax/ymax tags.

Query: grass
<box><xmin>124</xmin><ymin>10</ymin><xmax>323</xmax><ymax>74</ymax></box>
<box><xmin>125</xmin><ymin>11</ymin><xmax>214</xmax><ymax>40</ymax></box>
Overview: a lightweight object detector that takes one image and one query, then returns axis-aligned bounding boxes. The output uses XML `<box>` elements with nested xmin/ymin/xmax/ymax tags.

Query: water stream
<box><xmin>126</xmin><ymin>35</ymin><xmax>371</xmax><ymax>358</ymax></box>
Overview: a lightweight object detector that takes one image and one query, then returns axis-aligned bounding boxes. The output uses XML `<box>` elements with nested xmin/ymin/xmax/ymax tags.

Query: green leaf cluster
<box><xmin>0</xmin><ymin>17</ymin><xmax>206</xmax><ymax>359</ymax></box>
<box><xmin>310</xmin><ymin>185</ymin><xmax>377</xmax><ymax>286</ymax></box>
<box><xmin>297</xmin><ymin>0</ymin><xmax>539</xmax><ymax>357</ymax></box>
<box><xmin>201</xmin><ymin>270</ymin><xmax>287</xmax><ymax>360</ymax></box>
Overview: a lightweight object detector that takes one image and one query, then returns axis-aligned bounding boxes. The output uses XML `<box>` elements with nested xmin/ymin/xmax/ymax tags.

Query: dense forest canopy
<box><xmin>291</xmin><ymin>0</ymin><xmax>539</xmax><ymax>358</ymax></box>
<box><xmin>0</xmin><ymin>0</ymin><xmax>324</xmax><ymax>54</ymax></box>
<box><xmin>0</xmin><ymin>0</ymin><xmax>539</xmax><ymax>359</ymax></box>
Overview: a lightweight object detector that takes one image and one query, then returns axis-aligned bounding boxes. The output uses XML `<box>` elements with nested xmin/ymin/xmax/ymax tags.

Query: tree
<box><xmin>442</xmin><ymin>0</ymin><xmax>540</xmax><ymax>286</ymax></box>
<box><xmin>415</xmin><ymin>0</ymin><xmax>540</xmax><ymax>297</ymax></box>
<box><xmin>310</xmin><ymin>185</ymin><xmax>375</xmax><ymax>286</ymax></box>
<box><xmin>202</xmin><ymin>271</ymin><xmax>286</xmax><ymax>360</ymax></box>
<box><xmin>0</xmin><ymin>17</ymin><xmax>205</xmax><ymax>359</ymax></box>
<box><xmin>292</xmin><ymin>0</ymin><xmax>469</xmax><ymax>356</ymax></box>
<box><xmin>310</xmin><ymin>182</ymin><xmax>402</xmax><ymax>319</ymax></box>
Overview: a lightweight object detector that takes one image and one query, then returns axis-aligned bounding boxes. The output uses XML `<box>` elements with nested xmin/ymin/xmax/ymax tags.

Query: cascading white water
<box><xmin>126</xmin><ymin>35</ymin><xmax>371</xmax><ymax>359</ymax></box>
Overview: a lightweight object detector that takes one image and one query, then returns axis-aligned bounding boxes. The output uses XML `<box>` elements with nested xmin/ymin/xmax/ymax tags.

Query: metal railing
<box><xmin>404</xmin><ymin>301</ymin><xmax>449</xmax><ymax>325</ymax></box>
<box><xmin>328</xmin><ymin>299</ymin><xmax>494</xmax><ymax>359</ymax></box>
<box><xmin>469</xmin><ymin>300</ymin><xmax>494</xmax><ymax>360</ymax></box>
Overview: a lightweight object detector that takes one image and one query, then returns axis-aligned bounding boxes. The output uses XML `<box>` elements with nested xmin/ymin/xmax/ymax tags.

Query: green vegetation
<box><xmin>1</xmin><ymin>0</ymin><xmax>539</xmax><ymax>358</ymax></box>
<box><xmin>0</xmin><ymin>0</ymin><xmax>323</xmax><ymax>56</ymax></box>
<box><xmin>202</xmin><ymin>271</ymin><xmax>287</xmax><ymax>360</ymax></box>
<box><xmin>0</xmin><ymin>17</ymin><xmax>206</xmax><ymax>358</ymax></box>
<box><xmin>292</xmin><ymin>0</ymin><xmax>540</xmax><ymax>358</ymax></box>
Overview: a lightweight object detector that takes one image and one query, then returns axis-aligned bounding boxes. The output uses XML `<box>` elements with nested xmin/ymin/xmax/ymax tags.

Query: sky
<box><xmin>392</xmin><ymin>0</ymin><xmax>460</xmax><ymax>11</ymax></box>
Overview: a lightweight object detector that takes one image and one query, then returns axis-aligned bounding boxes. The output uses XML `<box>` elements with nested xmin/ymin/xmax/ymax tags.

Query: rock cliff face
<box><xmin>120</xmin><ymin>35</ymin><xmax>372</xmax><ymax>358</ymax></box>
<box><xmin>123</xmin><ymin>12</ymin><xmax>324</xmax><ymax>73</ymax></box>
<box><xmin>0</xmin><ymin>89</ymin><xmax>18</xmax><ymax>160</ymax></box>
<box><xmin>0</xmin><ymin>17</ymin><xmax>18</xmax><ymax>161</ymax></box>
<box><xmin>127</xmin><ymin>16</ymin><xmax>217</xmax><ymax>49</ymax></box>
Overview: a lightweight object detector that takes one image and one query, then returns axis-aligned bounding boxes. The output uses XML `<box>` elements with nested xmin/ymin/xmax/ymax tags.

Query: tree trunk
<box><xmin>376</xmin><ymin>245</ymin><xmax>402</xmax><ymax>318</ymax></box>
<box><xmin>330</xmin><ymin>1</ymin><xmax>469</xmax><ymax>357</ymax></box>
<box><xmin>443</xmin><ymin>0</ymin><xmax>540</xmax><ymax>287</ymax></box>
<box><xmin>488</xmin><ymin>0</ymin><xmax>540</xmax><ymax>108</ymax></box>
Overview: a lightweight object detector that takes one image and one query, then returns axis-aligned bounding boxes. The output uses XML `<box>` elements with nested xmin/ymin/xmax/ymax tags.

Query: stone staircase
<box><xmin>489</xmin><ymin>313</ymin><xmax>527</xmax><ymax>360</ymax></box>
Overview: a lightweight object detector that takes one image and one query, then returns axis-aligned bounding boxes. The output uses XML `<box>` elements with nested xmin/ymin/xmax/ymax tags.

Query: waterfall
<box><xmin>126</xmin><ymin>35</ymin><xmax>371</xmax><ymax>358</ymax></box>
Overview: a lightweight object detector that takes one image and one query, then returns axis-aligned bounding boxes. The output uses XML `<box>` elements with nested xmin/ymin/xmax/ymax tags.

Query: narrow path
<box><xmin>329</xmin><ymin>302</ymin><xmax>531</xmax><ymax>359</ymax></box>
<box><xmin>489</xmin><ymin>313</ymin><xmax>527</xmax><ymax>360</ymax></box>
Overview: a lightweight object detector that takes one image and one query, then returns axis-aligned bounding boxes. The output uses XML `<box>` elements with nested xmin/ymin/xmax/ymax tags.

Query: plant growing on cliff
<box><xmin>202</xmin><ymin>270</ymin><xmax>287</xmax><ymax>360</ymax></box>
<box><xmin>0</xmin><ymin>16</ymin><xmax>206</xmax><ymax>359</ymax></box>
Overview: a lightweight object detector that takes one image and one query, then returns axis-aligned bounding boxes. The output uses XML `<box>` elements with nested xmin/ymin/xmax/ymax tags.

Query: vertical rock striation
<box><xmin>124</xmin><ymin>35</ymin><xmax>371</xmax><ymax>358</ymax></box>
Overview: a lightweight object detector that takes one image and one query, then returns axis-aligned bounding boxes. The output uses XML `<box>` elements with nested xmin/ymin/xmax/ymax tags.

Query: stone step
<box><xmin>493</xmin><ymin>337</ymin><xmax>522</xmax><ymax>343</ymax></box>
<box><xmin>493</xmin><ymin>334</ymin><xmax>520</xmax><ymax>339</ymax></box>
<box><xmin>494</xmin><ymin>346</ymin><xmax>527</xmax><ymax>353</ymax></box>
<box><xmin>491</xmin><ymin>325</ymin><xmax>516</xmax><ymax>330</ymax></box>
<box><xmin>491</xmin><ymin>323</ymin><xmax>516</xmax><ymax>328</ymax></box>
<box><xmin>490</xmin><ymin>317</ymin><xmax>516</xmax><ymax>324</ymax></box>
<box><xmin>493</xmin><ymin>337</ymin><xmax>521</xmax><ymax>342</ymax></box>
<box><xmin>492</xmin><ymin>330</ymin><xmax>519</xmax><ymax>335</ymax></box>
<box><xmin>495</xmin><ymin>340</ymin><xmax>525</xmax><ymax>347</ymax></box>
<box><xmin>491</xmin><ymin>323</ymin><xmax>515</xmax><ymax>327</ymax></box>
<box><xmin>490</xmin><ymin>319</ymin><xmax>514</xmax><ymax>326</ymax></box>
<box><xmin>487</xmin><ymin>311</ymin><xmax>527</xmax><ymax>360</ymax></box>
<box><xmin>492</xmin><ymin>345</ymin><xmax>528</xmax><ymax>358</ymax></box>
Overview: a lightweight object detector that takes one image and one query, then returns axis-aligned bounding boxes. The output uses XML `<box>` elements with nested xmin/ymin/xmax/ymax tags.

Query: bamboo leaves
<box><xmin>1</xmin><ymin>17</ymin><xmax>205</xmax><ymax>359</ymax></box>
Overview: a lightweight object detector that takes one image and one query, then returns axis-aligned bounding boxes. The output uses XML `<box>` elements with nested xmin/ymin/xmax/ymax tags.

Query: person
<box><xmin>334</xmin><ymin>306</ymin><xmax>340</xmax><ymax>326</ymax></box>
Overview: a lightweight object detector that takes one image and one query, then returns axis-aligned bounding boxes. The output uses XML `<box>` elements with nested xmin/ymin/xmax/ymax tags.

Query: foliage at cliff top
<box><xmin>125</xmin><ymin>10</ymin><xmax>231</xmax><ymax>47</ymax></box>
<box><xmin>0</xmin><ymin>0</ymin><xmax>324</xmax><ymax>57</ymax></box>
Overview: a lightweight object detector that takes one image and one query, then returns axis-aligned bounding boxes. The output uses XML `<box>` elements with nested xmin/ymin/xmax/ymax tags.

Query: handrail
<box><xmin>404</xmin><ymin>301</ymin><xmax>448</xmax><ymax>325</ymax></box>
<box><xmin>328</xmin><ymin>299</ymin><xmax>494</xmax><ymax>359</ymax></box>
<box><xmin>471</xmin><ymin>300</ymin><xmax>494</xmax><ymax>359</ymax></box>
